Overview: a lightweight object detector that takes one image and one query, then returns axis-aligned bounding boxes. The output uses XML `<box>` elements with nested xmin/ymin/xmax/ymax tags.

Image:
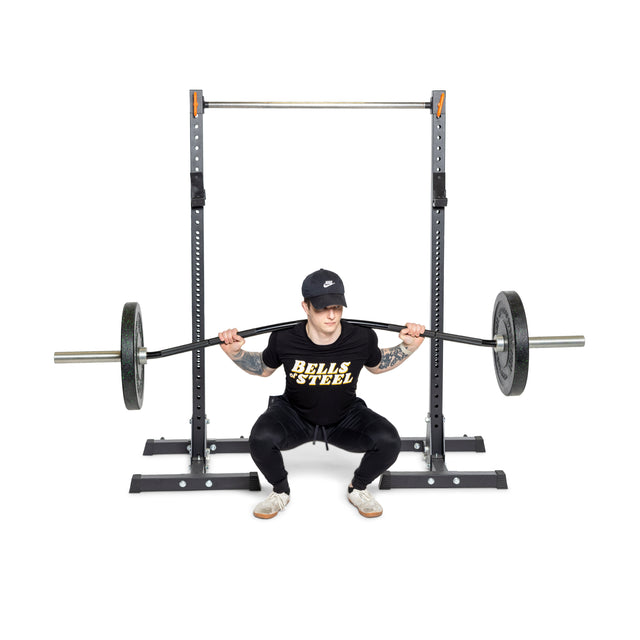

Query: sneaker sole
<box><xmin>348</xmin><ymin>497</ymin><xmax>382</xmax><ymax>518</ymax></box>
<box><xmin>254</xmin><ymin>511</ymin><xmax>280</xmax><ymax>519</ymax></box>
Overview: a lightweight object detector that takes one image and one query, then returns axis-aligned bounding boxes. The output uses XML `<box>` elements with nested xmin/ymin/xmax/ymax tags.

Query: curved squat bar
<box><xmin>145</xmin><ymin>319</ymin><xmax>497</xmax><ymax>360</ymax></box>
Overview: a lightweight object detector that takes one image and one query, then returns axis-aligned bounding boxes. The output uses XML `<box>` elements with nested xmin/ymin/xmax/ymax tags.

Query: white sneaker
<box><xmin>253</xmin><ymin>491</ymin><xmax>290</xmax><ymax>519</ymax></box>
<box><xmin>348</xmin><ymin>488</ymin><xmax>383</xmax><ymax>518</ymax></box>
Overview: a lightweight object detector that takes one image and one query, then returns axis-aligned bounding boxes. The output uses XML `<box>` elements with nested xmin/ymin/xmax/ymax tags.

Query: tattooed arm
<box><xmin>218</xmin><ymin>328</ymin><xmax>276</xmax><ymax>378</ymax></box>
<box><xmin>366</xmin><ymin>322</ymin><xmax>426</xmax><ymax>375</ymax></box>
<box><xmin>228</xmin><ymin>350</ymin><xmax>276</xmax><ymax>377</ymax></box>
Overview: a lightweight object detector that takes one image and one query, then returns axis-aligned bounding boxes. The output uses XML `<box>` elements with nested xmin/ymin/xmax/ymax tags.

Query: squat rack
<box><xmin>129</xmin><ymin>90</ymin><xmax>506</xmax><ymax>493</ymax></box>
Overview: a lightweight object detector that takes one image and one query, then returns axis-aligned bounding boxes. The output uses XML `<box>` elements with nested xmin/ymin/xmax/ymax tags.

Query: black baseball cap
<box><xmin>301</xmin><ymin>268</ymin><xmax>347</xmax><ymax>309</ymax></box>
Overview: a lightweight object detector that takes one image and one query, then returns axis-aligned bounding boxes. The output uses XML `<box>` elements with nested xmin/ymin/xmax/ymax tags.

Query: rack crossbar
<box><xmin>205</xmin><ymin>101</ymin><xmax>430</xmax><ymax>109</ymax></box>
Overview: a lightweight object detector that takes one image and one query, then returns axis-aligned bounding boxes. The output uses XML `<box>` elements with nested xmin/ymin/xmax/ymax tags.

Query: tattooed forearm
<box><xmin>230</xmin><ymin>350</ymin><xmax>267</xmax><ymax>376</ymax></box>
<box><xmin>377</xmin><ymin>345</ymin><xmax>411</xmax><ymax>371</ymax></box>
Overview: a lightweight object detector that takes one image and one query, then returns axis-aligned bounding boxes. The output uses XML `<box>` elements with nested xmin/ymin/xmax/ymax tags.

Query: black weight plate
<box><xmin>492</xmin><ymin>291</ymin><xmax>529</xmax><ymax>396</ymax></box>
<box><xmin>121</xmin><ymin>302</ymin><xmax>144</xmax><ymax>410</ymax></box>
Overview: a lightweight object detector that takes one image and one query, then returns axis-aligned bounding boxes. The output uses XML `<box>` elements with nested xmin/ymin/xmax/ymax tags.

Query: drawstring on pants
<box><xmin>313</xmin><ymin>425</ymin><xmax>329</xmax><ymax>451</ymax></box>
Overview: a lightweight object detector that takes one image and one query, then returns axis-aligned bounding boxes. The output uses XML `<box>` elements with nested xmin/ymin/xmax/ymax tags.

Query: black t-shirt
<box><xmin>262</xmin><ymin>321</ymin><xmax>382</xmax><ymax>425</ymax></box>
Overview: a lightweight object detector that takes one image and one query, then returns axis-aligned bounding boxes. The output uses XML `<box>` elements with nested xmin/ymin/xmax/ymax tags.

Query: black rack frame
<box><xmin>130</xmin><ymin>89</ymin><xmax>506</xmax><ymax>494</ymax></box>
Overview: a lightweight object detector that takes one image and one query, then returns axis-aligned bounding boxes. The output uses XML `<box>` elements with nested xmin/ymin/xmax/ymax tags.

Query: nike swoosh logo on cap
<box><xmin>323</xmin><ymin>281</ymin><xmax>335</xmax><ymax>288</ymax></box>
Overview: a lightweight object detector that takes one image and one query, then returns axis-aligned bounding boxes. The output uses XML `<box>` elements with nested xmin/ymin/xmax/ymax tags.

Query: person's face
<box><xmin>302</xmin><ymin>302</ymin><xmax>344</xmax><ymax>337</ymax></box>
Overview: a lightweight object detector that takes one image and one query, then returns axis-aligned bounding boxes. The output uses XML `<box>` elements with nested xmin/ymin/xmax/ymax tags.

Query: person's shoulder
<box><xmin>273</xmin><ymin>321</ymin><xmax>306</xmax><ymax>344</ymax></box>
<box><xmin>293</xmin><ymin>320</ymin><xmax>307</xmax><ymax>333</ymax></box>
<box><xmin>342</xmin><ymin>321</ymin><xmax>375</xmax><ymax>340</ymax></box>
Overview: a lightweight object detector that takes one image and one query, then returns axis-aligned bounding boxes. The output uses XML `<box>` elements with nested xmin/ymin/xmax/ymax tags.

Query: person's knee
<box><xmin>373</xmin><ymin>420</ymin><xmax>401</xmax><ymax>455</ymax></box>
<box><xmin>249</xmin><ymin>418</ymin><xmax>279</xmax><ymax>453</ymax></box>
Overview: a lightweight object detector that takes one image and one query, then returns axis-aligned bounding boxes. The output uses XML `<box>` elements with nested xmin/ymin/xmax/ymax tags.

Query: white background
<box><xmin>2</xmin><ymin>1</ymin><xmax>638</xmax><ymax>638</ymax></box>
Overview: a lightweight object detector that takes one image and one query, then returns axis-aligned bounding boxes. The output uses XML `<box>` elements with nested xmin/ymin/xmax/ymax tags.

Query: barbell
<box><xmin>53</xmin><ymin>291</ymin><xmax>585</xmax><ymax>409</ymax></box>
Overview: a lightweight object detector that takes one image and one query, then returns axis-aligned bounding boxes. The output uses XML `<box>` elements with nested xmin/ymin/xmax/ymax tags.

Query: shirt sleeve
<box><xmin>365</xmin><ymin>329</ymin><xmax>382</xmax><ymax>368</ymax></box>
<box><xmin>261</xmin><ymin>331</ymin><xmax>282</xmax><ymax>370</ymax></box>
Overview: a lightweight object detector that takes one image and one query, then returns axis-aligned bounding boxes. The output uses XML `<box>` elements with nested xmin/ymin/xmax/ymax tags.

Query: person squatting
<box><xmin>218</xmin><ymin>269</ymin><xmax>425</xmax><ymax>519</ymax></box>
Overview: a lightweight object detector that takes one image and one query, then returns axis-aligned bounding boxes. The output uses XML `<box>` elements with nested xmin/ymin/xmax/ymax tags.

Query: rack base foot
<box><xmin>379</xmin><ymin>469</ymin><xmax>507</xmax><ymax>490</ymax></box>
<box><xmin>130</xmin><ymin>471</ymin><xmax>260</xmax><ymax>493</ymax></box>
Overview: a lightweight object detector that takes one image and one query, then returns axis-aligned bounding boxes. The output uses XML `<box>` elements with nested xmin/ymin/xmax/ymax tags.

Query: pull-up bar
<box><xmin>204</xmin><ymin>101</ymin><xmax>432</xmax><ymax>109</ymax></box>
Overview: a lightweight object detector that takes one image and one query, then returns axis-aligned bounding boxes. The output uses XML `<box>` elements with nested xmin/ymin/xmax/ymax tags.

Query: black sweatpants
<box><xmin>249</xmin><ymin>395</ymin><xmax>401</xmax><ymax>493</ymax></box>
